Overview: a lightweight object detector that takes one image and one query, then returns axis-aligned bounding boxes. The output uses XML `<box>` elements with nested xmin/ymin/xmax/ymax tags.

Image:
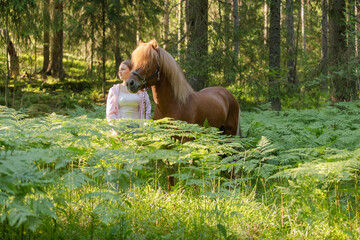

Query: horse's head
<box><xmin>126</xmin><ymin>39</ymin><xmax>160</xmax><ymax>93</ymax></box>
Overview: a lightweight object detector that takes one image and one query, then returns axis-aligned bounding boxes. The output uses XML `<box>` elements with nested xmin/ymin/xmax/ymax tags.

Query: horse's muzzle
<box><xmin>126</xmin><ymin>78</ymin><xmax>141</xmax><ymax>93</ymax></box>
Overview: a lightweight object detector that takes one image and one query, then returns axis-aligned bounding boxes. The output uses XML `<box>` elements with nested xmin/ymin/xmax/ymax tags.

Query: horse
<box><xmin>126</xmin><ymin>39</ymin><xmax>242</xmax><ymax>137</ymax></box>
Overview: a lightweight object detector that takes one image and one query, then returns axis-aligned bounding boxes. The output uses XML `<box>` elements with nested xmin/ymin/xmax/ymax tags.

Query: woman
<box><xmin>106</xmin><ymin>60</ymin><xmax>151</xmax><ymax>122</ymax></box>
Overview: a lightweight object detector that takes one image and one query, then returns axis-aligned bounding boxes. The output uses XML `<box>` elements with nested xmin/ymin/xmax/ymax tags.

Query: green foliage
<box><xmin>2</xmin><ymin>101</ymin><xmax>360</xmax><ymax>238</ymax></box>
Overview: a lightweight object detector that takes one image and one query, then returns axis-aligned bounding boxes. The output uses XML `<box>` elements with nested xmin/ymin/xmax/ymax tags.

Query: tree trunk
<box><xmin>356</xmin><ymin>1</ymin><xmax>359</xmax><ymax>57</ymax></box>
<box><xmin>285</xmin><ymin>0</ymin><xmax>297</xmax><ymax>86</ymax></box>
<box><xmin>34</xmin><ymin>38</ymin><xmax>37</xmax><ymax>73</ymax></box>
<box><xmin>90</xmin><ymin>24</ymin><xmax>95</xmax><ymax>78</ymax></box>
<box><xmin>177</xmin><ymin>0</ymin><xmax>184</xmax><ymax>62</ymax></box>
<box><xmin>41</xmin><ymin>0</ymin><xmax>50</xmax><ymax>73</ymax></box>
<box><xmin>321</xmin><ymin>0</ymin><xmax>328</xmax><ymax>76</ymax></box>
<box><xmin>224</xmin><ymin>0</ymin><xmax>234</xmax><ymax>85</ymax></box>
<box><xmin>269</xmin><ymin>0</ymin><xmax>281</xmax><ymax>111</ymax></box>
<box><xmin>301</xmin><ymin>0</ymin><xmax>306</xmax><ymax>51</ymax></box>
<box><xmin>329</xmin><ymin>0</ymin><xmax>356</xmax><ymax>101</ymax></box>
<box><xmin>233</xmin><ymin>0</ymin><xmax>239</xmax><ymax>60</ymax></box>
<box><xmin>264</xmin><ymin>1</ymin><xmax>268</xmax><ymax>45</ymax></box>
<box><xmin>114</xmin><ymin>24</ymin><xmax>121</xmax><ymax>77</ymax></box>
<box><xmin>7</xmin><ymin>34</ymin><xmax>19</xmax><ymax>78</ymax></box>
<box><xmin>101</xmin><ymin>0</ymin><xmax>106</xmax><ymax>98</ymax></box>
<box><xmin>348</xmin><ymin>0</ymin><xmax>356</xmax><ymax>54</ymax></box>
<box><xmin>186</xmin><ymin>0</ymin><xmax>208</xmax><ymax>90</ymax></box>
<box><xmin>136</xmin><ymin>3</ymin><xmax>140</xmax><ymax>44</ymax></box>
<box><xmin>163</xmin><ymin>0</ymin><xmax>169</xmax><ymax>50</ymax></box>
<box><xmin>3</xmin><ymin>29</ymin><xmax>10</xmax><ymax>107</ymax></box>
<box><xmin>46</xmin><ymin>0</ymin><xmax>65</xmax><ymax>79</ymax></box>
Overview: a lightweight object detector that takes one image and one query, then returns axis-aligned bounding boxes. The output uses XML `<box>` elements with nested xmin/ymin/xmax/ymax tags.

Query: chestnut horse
<box><xmin>126</xmin><ymin>39</ymin><xmax>241</xmax><ymax>137</ymax></box>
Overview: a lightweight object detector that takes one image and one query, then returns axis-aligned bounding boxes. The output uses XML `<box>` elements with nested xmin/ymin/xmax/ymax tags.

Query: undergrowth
<box><xmin>1</xmin><ymin>101</ymin><xmax>360</xmax><ymax>239</ymax></box>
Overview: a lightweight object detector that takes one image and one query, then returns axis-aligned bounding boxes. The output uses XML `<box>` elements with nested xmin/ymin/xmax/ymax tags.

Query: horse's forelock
<box><xmin>131</xmin><ymin>43</ymin><xmax>159</xmax><ymax>71</ymax></box>
<box><xmin>131</xmin><ymin>41</ymin><xmax>194</xmax><ymax>104</ymax></box>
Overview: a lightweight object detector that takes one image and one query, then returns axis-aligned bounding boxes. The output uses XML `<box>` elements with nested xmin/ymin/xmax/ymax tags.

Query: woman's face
<box><xmin>118</xmin><ymin>63</ymin><xmax>131</xmax><ymax>81</ymax></box>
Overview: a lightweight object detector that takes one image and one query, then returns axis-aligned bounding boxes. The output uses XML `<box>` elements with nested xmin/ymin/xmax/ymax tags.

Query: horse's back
<box><xmin>198</xmin><ymin>86</ymin><xmax>239</xmax><ymax>108</ymax></box>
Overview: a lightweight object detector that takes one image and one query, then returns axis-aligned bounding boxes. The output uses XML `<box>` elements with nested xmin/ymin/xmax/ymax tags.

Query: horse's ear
<box><xmin>151</xmin><ymin>39</ymin><xmax>159</xmax><ymax>50</ymax></box>
<box><xmin>139</xmin><ymin>40</ymin><xmax>143</xmax><ymax>44</ymax></box>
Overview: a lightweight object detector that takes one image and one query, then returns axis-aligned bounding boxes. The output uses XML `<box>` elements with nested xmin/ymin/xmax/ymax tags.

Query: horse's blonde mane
<box><xmin>132</xmin><ymin>42</ymin><xmax>194</xmax><ymax>104</ymax></box>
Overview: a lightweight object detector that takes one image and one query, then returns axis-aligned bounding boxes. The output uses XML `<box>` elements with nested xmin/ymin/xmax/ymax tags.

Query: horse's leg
<box><xmin>223</xmin><ymin>107</ymin><xmax>240</xmax><ymax>136</ymax></box>
<box><xmin>236</xmin><ymin>110</ymin><xmax>242</xmax><ymax>137</ymax></box>
<box><xmin>165</xmin><ymin>159</ymin><xmax>175</xmax><ymax>191</ymax></box>
<box><xmin>153</xmin><ymin>105</ymin><xmax>162</xmax><ymax>120</ymax></box>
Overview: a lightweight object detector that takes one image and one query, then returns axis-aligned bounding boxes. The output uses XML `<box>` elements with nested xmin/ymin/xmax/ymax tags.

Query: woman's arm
<box><xmin>106</xmin><ymin>86</ymin><xmax>119</xmax><ymax>122</ymax></box>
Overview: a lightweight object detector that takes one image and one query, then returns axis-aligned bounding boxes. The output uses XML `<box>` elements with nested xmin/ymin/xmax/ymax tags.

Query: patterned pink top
<box><xmin>106</xmin><ymin>84</ymin><xmax>151</xmax><ymax>122</ymax></box>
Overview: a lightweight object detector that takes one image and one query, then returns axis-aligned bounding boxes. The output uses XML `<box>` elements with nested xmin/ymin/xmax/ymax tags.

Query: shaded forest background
<box><xmin>0</xmin><ymin>0</ymin><xmax>359</xmax><ymax>113</ymax></box>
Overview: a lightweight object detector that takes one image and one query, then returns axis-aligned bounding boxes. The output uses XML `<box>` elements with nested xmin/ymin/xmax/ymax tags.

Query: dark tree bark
<box><xmin>233</xmin><ymin>0</ymin><xmax>239</xmax><ymax>62</ymax></box>
<box><xmin>114</xmin><ymin>24</ymin><xmax>121</xmax><ymax>77</ymax></box>
<box><xmin>329</xmin><ymin>0</ymin><xmax>356</xmax><ymax>101</ymax></box>
<box><xmin>285</xmin><ymin>0</ymin><xmax>297</xmax><ymax>86</ymax></box>
<box><xmin>356</xmin><ymin>0</ymin><xmax>359</xmax><ymax>57</ymax></box>
<box><xmin>321</xmin><ymin>0</ymin><xmax>328</xmax><ymax>76</ymax></box>
<box><xmin>223</xmin><ymin>0</ymin><xmax>234</xmax><ymax>85</ymax></box>
<box><xmin>186</xmin><ymin>0</ymin><xmax>208</xmax><ymax>91</ymax></box>
<box><xmin>46</xmin><ymin>0</ymin><xmax>65</xmax><ymax>79</ymax></box>
<box><xmin>1</xmin><ymin>29</ymin><xmax>19</xmax><ymax>79</ymax></box>
<box><xmin>163</xmin><ymin>0</ymin><xmax>169</xmax><ymax>50</ymax></box>
<box><xmin>41</xmin><ymin>0</ymin><xmax>50</xmax><ymax>73</ymax></box>
<box><xmin>269</xmin><ymin>0</ymin><xmax>281</xmax><ymax>111</ymax></box>
<box><xmin>101</xmin><ymin>0</ymin><xmax>107</xmax><ymax>98</ymax></box>
<box><xmin>2</xmin><ymin>29</ymin><xmax>10</xmax><ymax>107</ymax></box>
<box><xmin>90</xmin><ymin>24</ymin><xmax>95</xmax><ymax>77</ymax></box>
<box><xmin>7</xmin><ymin>36</ymin><xmax>19</xmax><ymax>78</ymax></box>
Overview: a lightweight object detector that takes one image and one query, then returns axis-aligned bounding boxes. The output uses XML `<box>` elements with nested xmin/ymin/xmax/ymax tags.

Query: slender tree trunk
<box><xmin>356</xmin><ymin>0</ymin><xmax>359</xmax><ymax>90</ymax></box>
<box><xmin>163</xmin><ymin>0</ymin><xmax>169</xmax><ymax>50</ymax></box>
<box><xmin>4</xmin><ymin>30</ymin><xmax>10</xmax><ymax>107</ymax></box>
<box><xmin>34</xmin><ymin>38</ymin><xmax>37</xmax><ymax>73</ymax></box>
<box><xmin>348</xmin><ymin>0</ymin><xmax>357</xmax><ymax>53</ymax></box>
<box><xmin>101</xmin><ymin>0</ymin><xmax>106</xmax><ymax>98</ymax></box>
<box><xmin>321</xmin><ymin>0</ymin><xmax>328</xmax><ymax>76</ymax></box>
<box><xmin>233</xmin><ymin>0</ymin><xmax>239</xmax><ymax>59</ymax></box>
<box><xmin>7</xmin><ymin>34</ymin><xmax>19</xmax><ymax>78</ymax></box>
<box><xmin>269</xmin><ymin>0</ymin><xmax>281</xmax><ymax>111</ymax></box>
<box><xmin>285</xmin><ymin>0</ymin><xmax>297</xmax><ymax>86</ymax></box>
<box><xmin>136</xmin><ymin>3</ymin><xmax>140</xmax><ymax>44</ymax></box>
<box><xmin>264</xmin><ymin>1</ymin><xmax>268</xmax><ymax>45</ymax></box>
<box><xmin>356</xmin><ymin>1</ymin><xmax>359</xmax><ymax>57</ymax></box>
<box><xmin>301</xmin><ymin>0</ymin><xmax>306</xmax><ymax>51</ymax></box>
<box><xmin>41</xmin><ymin>0</ymin><xmax>50</xmax><ymax>73</ymax></box>
<box><xmin>186</xmin><ymin>0</ymin><xmax>208</xmax><ymax>90</ymax></box>
<box><xmin>177</xmin><ymin>0</ymin><xmax>184</xmax><ymax>62</ymax></box>
<box><xmin>90</xmin><ymin>24</ymin><xmax>95</xmax><ymax>78</ymax></box>
<box><xmin>114</xmin><ymin>24</ymin><xmax>121</xmax><ymax>77</ymax></box>
<box><xmin>1</xmin><ymin>29</ymin><xmax>19</xmax><ymax>109</ymax></box>
<box><xmin>224</xmin><ymin>0</ymin><xmax>234</xmax><ymax>85</ymax></box>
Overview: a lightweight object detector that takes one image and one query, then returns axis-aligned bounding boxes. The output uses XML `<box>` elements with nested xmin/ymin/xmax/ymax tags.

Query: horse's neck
<box><xmin>151</xmin><ymin>76</ymin><xmax>179</xmax><ymax>115</ymax></box>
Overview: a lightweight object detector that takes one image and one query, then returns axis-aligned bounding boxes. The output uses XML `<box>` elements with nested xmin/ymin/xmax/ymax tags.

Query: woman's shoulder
<box><xmin>110</xmin><ymin>83</ymin><xmax>121</xmax><ymax>90</ymax></box>
<box><xmin>110</xmin><ymin>84</ymin><xmax>125</xmax><ymax>93</ymax></box>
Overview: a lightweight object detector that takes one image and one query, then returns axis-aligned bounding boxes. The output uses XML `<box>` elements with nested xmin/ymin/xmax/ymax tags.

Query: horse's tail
<box><xmin>236</xmin><ymin>108</ymin><xmax>242</xmax><ymax>137</ymax></box>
